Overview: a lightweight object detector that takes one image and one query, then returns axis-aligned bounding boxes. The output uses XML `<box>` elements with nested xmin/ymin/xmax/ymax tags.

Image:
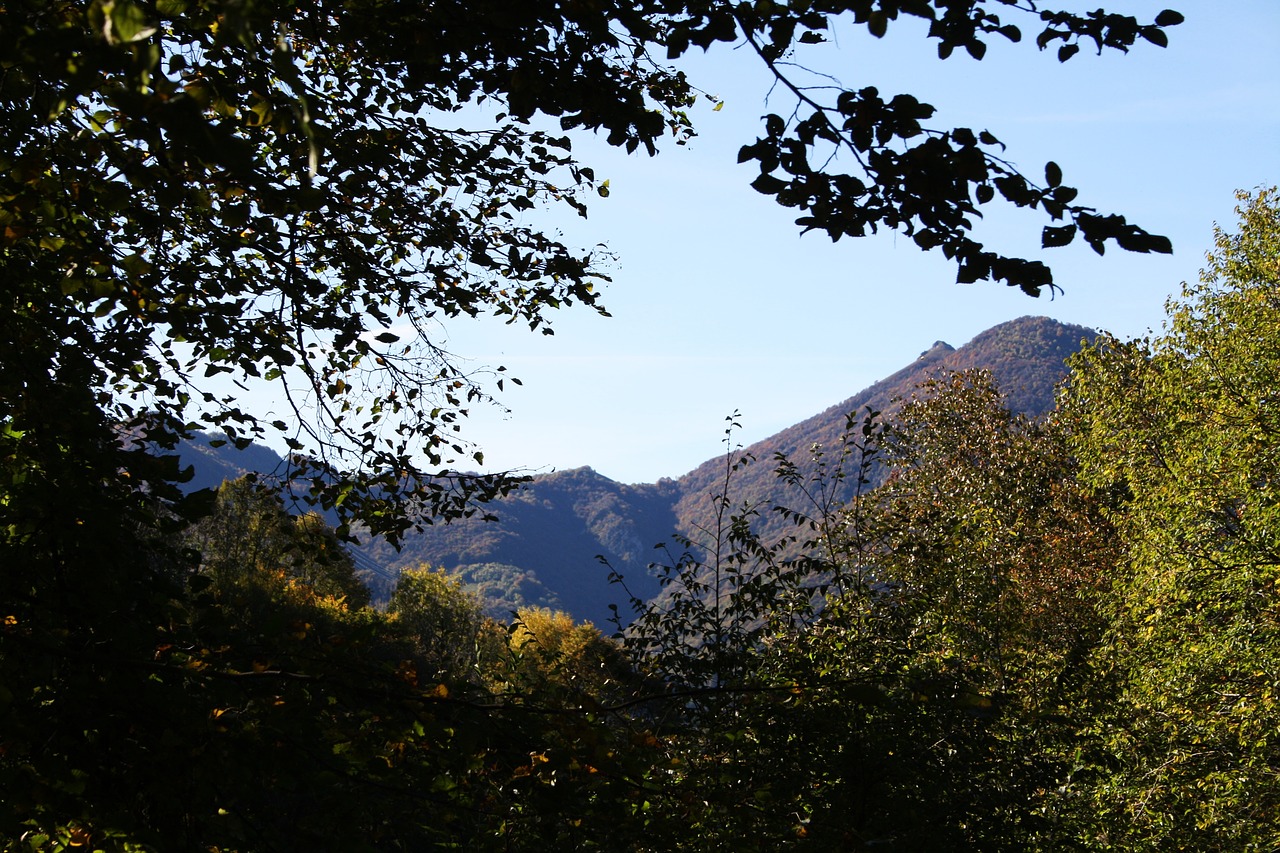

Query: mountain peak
<box><xmin>920</xmin><ymin>340</ymin><xmax>955</xmax><ymax>359</ymax></box>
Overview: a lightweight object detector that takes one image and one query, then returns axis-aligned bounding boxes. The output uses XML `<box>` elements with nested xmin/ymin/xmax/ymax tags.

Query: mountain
<box><xmin>174</xmin><ymin>316</ymin><xmax>1095</xmax><ymax>626</ymax></box>
<box><xmin>358</xmin><ymin>316</ymin><xmax>1094</xmax><ymax>624</ymax></box>
<box><xmin>668</xmin><ymin>314</ymin><xmax>1092</xmax><ymax>556</ymax></box>
<box><xmin>177</xmin><ymin>432</ymin><xmax>294</xmax><ymax>493</ymax></box>
<box><xmin>358</xmin><ymin>466</ymin><xmax>682</xmax><ymax>624</ymax></box>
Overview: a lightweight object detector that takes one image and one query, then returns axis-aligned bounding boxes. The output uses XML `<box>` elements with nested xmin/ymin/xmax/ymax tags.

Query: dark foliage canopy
<box><xmin>0</xmin><ymin>0</ymin><xmax>1178</xmax><ymax>539</ymax></box>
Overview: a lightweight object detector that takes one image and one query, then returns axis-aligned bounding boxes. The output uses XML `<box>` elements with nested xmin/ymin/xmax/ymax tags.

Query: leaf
<box><xmin>1041</xmin><ymin>223</ymin><xmax>1077</xmax><ymax>248</ymax></box>
<box><xmin>375</xmin><ymin>332</ymin><xmax>399</xmax><ymax>344</ymax></box>
<box><xmin>120</xmin><ymin>252</ymin><xmax>153</xmax><ymax>278</ymax></box>
<box><xmin>956</xmin><ymin>262</ymin><xmax>982</xmax><ymax>284</ymax></box>
<box><xmin>105</xmin><ymin>0</ymin><xmax>158</xmax><ymax>44</ymax></box>
<box><xmin>1045</xmin><ymin>161</ymin><xmax>1062</xmax><ymax>188</ymax></box>
<box><xmin>750</xmin><ymin>173</ymin><xmax>787</xmax><ymax>195</ymax></box>
<box><xmin>665</xmin><ymin>27</ymin><xmax>689</xmax><ymax>58</ymax></box>
<box><xmin>1154</xmin><ymin>9</ymin><xmax>1185</xmax><ymax>26</ymax></box>
<box><xmin>867</xmin><ymin>11</ymin><xmax>887</xmax><ymax>38</ymax></box>
<box><xmin>1141</xmin><ymin>28</ymin><xmax>1168</xmax><ymax>48</ymax></box>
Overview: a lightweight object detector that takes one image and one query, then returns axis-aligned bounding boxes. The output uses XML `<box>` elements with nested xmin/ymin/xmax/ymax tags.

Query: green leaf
<box><xmin>104</xmin><ymin>0</ymin><xmax>157</xmax><ymax>44</ymax></box>
<box><xmin>120</xmin><ymin>252</ymin><xmax>153</xmax><ymax>278</ymax></box>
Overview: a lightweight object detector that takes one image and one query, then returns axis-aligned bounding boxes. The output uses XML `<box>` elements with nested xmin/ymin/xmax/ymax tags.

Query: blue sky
<box><xmin>429</xmin><ymin>1</ymin><xmax>1279</xmax><ymax>484</ymax></box>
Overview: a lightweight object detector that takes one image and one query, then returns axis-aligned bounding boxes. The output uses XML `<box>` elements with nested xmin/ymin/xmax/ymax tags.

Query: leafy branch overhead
<box><xmin>0</xmin><ymin>0</ymin><xmax>1178</xmax><ymax>542</ymax></box>
<box><xmin>720</xmin><ymin>1</ymin><xmax>1179</xmax><ymax>294</ymax></box>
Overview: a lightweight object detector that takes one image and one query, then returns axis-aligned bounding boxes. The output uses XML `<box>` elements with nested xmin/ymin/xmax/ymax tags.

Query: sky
<box><xmin>411</xmin><ymin>2</ymin><xmax>1279</xmax><ymax>485</ymax></box>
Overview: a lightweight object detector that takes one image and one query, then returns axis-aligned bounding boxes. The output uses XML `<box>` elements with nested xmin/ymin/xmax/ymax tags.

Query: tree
<box><xmin>1063</xmin><ymin>188</ymin><xmax>1280</xmax><ymax>851</ymax></box>
<box><xmin>876</xmin><ymin>372</ymin><xmax>1114</xmax><ymax>699</ymax></box>
<box><xmin>616</xmin><ymin>374</ymin><xmax>1123</xmax><ymax>850</ymax></box>
<box><xmin>387</xmin><ymin>564</ymin><xmax>487</xmax><ymax>681</ymax></box>
<box><xmin>496</xmin><ymin>606</ymin><xmax>637</xmax><ymax>703</ymax></box>
<box><xmin>860</xmin><ymin>370</ymin><xmax>1119</xmax><ymax>848</ymax></box>
<box><xmin>185</xmin><ymin>475</ymin><xmax>371</xmax><ymax>607</ymax></box>
<box><xmin>684</xmin><ymin>374</ymin><xmax>1120</xmax><ymax>850</ymax></box>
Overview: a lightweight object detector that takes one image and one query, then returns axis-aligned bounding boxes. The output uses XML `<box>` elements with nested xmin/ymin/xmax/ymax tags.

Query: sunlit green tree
<box><xmin>1064</xmin><ymin>188</ymin><xmax>1280</xmax><ymax>851</ymax></box>
<box><xmin>387</xmin><ymin>564</ymin><xmax>487</xmax><ymax>682</ymax></box>
<box><xmin>185</xmin><ymin>476</ymin><xmax>370</xmax><ymax>607</ymax></box>
<box><xmin>714</xmin><ymin>372</ymin><xmax>1117</xmax><ymax>850</ymax></box>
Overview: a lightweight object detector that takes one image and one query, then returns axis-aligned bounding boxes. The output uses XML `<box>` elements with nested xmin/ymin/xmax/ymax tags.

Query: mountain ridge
<box><xmin>361</xmin><ymin>315</ymin><xmax>1095</xmax><ymax>624</ymax></box>
<box><xmin>176</xmin><ymin>315</ymin><xmax>1096</xmax><ymax>625</ymax></box>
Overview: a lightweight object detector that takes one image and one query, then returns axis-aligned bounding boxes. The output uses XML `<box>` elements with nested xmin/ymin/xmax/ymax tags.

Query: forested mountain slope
<box><xmin>358</xmin><ymin>467</ymin><xmax>682</xmax><ymax>624</ymax></box>
<box><xmin>670</xmin><ymin>315</ymin><xmax>1093</xmax><ymax>553</ymax></box>
<box><xmin>361</xmin><ymin>315</ymin><xmax>1094</xmax><ymax>624</ymax></box>
<box><xmin>176</xmin><ymin>315</ymin><xmax>1092</xmax><ymax>624</ymax></box>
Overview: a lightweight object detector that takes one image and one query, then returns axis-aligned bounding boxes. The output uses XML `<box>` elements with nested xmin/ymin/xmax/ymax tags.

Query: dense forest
<box><xmin>4</xmin><ymin>1</ymin><xmax>1275</xmax><ymax>850</ymax></box>
<box><xmin>4</xmin><ymin>190</ymin><xmax>1277</xmax><ymax>850</ymax></box>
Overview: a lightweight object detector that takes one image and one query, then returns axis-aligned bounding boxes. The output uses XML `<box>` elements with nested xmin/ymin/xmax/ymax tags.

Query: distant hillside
<box><xmin>670</xmin><ymin>315</ymin><xmax>1094</xmax><ymax>553</ymax></box>
<box><xmin>174</xmin><ymin>316</ymin><xmax>1095</xmax><ymax>627</ymax></box>
<box><xmin>178</xmin><ymin>432</ymin><xmax>292</xmax><ymax>494</ymax></box>
<box><xmin>360</xmin><ymin>467</ymin><xmax>681</xmax><ymax>625</ymax></box>
<box><xmin>361</xmin><ymin>316</ymin><xmax>1094</xmax><ymax>624</ymax></box>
